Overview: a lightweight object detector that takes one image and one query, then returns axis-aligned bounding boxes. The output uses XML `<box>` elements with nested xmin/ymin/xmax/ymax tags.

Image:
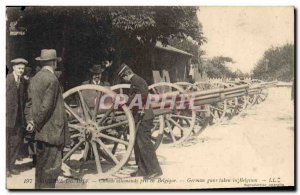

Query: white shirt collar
<box><xmin>92</xmin><ymin>80</ymin><xmax>100</xmax><ymax>85</ymax></box>
<box><xmin>42</xmin><ymin>66</ymin><xmax>54</xmax><ymax>74</ymax></box>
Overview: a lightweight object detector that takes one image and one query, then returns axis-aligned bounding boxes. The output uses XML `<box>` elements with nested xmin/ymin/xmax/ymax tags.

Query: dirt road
<box><xmin>7</xmin><ymin>87</ymin><xmax>294</xmax><ymax>189</ymax></box>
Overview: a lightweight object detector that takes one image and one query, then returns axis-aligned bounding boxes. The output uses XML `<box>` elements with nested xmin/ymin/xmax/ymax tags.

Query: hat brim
<box><xmin>89</xmin><ymin>69</ymin><xmax>104</xmax><ymax>74</ymax></box>
<box><xmin>35</xmin><ymin>57</ymin><xmax>62</xmax><ymax>62</ymax></box>
<box><xmin>117</xmin><ymin>65</ymin><xmax>129</xmax><ymax>77</ymax></box>
<box><xmin>12</xmin><ymin>63</ymin><xmax>27</xmax><ymax>66</ymax></box>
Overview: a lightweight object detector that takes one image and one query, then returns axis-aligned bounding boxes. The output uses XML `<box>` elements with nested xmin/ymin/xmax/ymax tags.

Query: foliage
<box><xmin>167</xmin><ymin>36</ymin><xmax>206</xmax><ymax>65</ymax></box>
<box><xmin>252</xmin><ymin>43</ymin><xmax>294</xmax><ymax>81</ymax></box>
<box><xmin>6</xmin><ymin>6</ymin><xmax>206</xmax><ymax>87</ymax></box>
<box><xmin>110</xmin><ymin>7</ymin><xmax>206</xmax><ymax>45</ymax></box>
<box><xmin>203</xmin><ymin>56</ymin><xmax>236</xmax><ymax>78</ymax></box>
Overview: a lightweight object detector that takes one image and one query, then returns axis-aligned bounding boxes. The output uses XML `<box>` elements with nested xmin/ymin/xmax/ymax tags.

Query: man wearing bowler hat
<box><xmin>82</xmin><ymin>63</ymin><xmax>110</xmax><ymax>108</ymax></box>
<box><xmin>117</xmin><ymin>63</ymin><xmax>163</xmax><ymax>179</ymax></box>
<box><xmin>25</xmin><ymin>49</ymin><xmax>70</xmax><ymax>189</ymax></box>
<box><xmin>6</xmin><ymin>58</ymin><xmax>28</xmax><ymax>177</ymax></box>
<box><xmin>82</xmin><ymin>63</ymin><xmax>110</xmax><ymax>86</ymax></box>
<box><xmin>81</xmin><ymin>63</ymin><xmax>111</xmax><ymax>160</ymax></box>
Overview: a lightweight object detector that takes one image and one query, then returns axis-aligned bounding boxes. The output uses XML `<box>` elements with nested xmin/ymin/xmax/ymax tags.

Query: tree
<box><xmin>252</xmin><ymin>43</ymin><xmax>294</xmax><ymax>81</ymax></box>
<box><xmin>6</xmin><ymin>6</ymin><xmax>206</xmax><ymax>87</ymax></box>
<box><xmin>204</xmin><ymin>56</ymin><xmax>235</xmax><ymax>78</ymax></box>
<box><xmin>232</xmin><ymin>69</ymin><xmax>244</xmax><ymax>78</ymax></box>
<box><xmin>167</xmin><ymin>36</ymin><xmax>206</xmax><ymax>65</ymax></box>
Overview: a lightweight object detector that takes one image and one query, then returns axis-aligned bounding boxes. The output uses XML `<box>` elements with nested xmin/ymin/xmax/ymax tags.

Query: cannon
<box><xmin>111</xmin><ymin>82</ymin><xmax>196</xmax><ymax>149</ymax></box>
<box><xmin>178</xmin><ymin>81</ymin><xmax>248</xmax><ymax>124</ymax></box>
<box><xmin>61</xmin><ymin>79</ymin><xmax>272</xmax><ymax>179</ymax></box>
<box><xmin>62</xmin><ymin>84</ymin><xmax>136</xmax><ymax>178</ymax></box>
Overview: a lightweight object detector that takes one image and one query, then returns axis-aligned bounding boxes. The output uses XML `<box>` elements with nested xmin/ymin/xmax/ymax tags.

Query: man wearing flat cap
<box><xmin>117</xmin><ymin>63</ymin><xmax>163</xmax><ymax>179</ymax></box>
<box><xmin>6</xmin><ymin>58</ymin><xmax>28</xmax><ymax>177</ymax></box>
<box><xmin>25</xmin><ymin>49</ymin><xmax>70</xmax><ymax>189</ymax></box>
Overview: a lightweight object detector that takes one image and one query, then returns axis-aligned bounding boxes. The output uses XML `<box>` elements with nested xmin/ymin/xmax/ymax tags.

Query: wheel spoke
<box><xmin>211</xmin><ymin>110</ymin><xmax>220</xmax><ymax>120</ymax></box>
<box><xmin>111</xmin><ymin>134</ymin><xmax>122</xmax><ymax>154</ymax></box>
<box><xmin>166</xmin><ymin>120</ymin><xmax>177</xmax><ymax>142</ymax></box>
<box><xmin>63</xmin><ymin>140</ymin><xmax>84</xmax><ymax>162</ymax></box>
<box><xmin>168</xmin><ymin>118</ymin><xmax>186</xmax><ymax>135</ymax></box>
<box><xmin>78</xmin><ymin>90</ymin><xmax>92</xmax><ymax>121</ymax></box>
<box><xmin>210</xmin><ymin>106</ymin><xmax>224</xmax><ymax>112</ymax></box>
<box><xmin>68</xmin><ymin>124</ymin><xmax>84</xmax><ymax>132</ymax></box>
<box><xmin>65</xmin><ymin>103</ymin><xmax>85</xmax><ymax>124</ymax></box>
<box><xmin>98</xmin><ymin>133</ymin><xmax>129</xmax><ymax>146</ymax></box>
<box><xmin>93</xmin><ymin>91</ymin><xmax>101</xmax><ymax>121</ymax></box>
<box><xmin>97</xmin><ymin>106</ymin><xmax>114</xmax><ymax>125</ymax></box>
<box><xmin>95</xmin><ymin>139</ymin><xmax>120</xmax><ymax>165</ymax></box>
<box><xmin>98</xmin><ymin>120</ymin><xmax>128</xmax><ymax>131</ymax></box>
<box><xmin>82</xmin><ymin>142</ymin><xmax>90</xmax><ymax>162</ymax></box>
<box><xmin>151</xmin><ymin>87</ymin><xmax>159</xmax><ymax>94</ymax></box>
<box><xmin>91</xmin><ymin>142</ymin><xmax>102</xmax><ymax>174</ymax></box>
<box><xmin>71</xmin><ymin>133</ymin><xmax>82</xmax><ymax>139</ymax></box>
<box><xmin>170</xmin><ymin>114</ymin><xmax>192</xmax><ymax>121</ymax></box>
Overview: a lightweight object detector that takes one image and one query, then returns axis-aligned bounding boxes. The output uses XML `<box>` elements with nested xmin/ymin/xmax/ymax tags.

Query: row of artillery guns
<box><xmin>61</xmin><ymin>79</ymin><xmax>277</xmax><ymax>178</ymax></box>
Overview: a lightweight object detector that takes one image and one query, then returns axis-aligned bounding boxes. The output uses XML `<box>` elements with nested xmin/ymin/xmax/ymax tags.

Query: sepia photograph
<box><xmin>5</xmin><ymin>6</ymin><xmax>294</xmax><ymax>190</ymax></box>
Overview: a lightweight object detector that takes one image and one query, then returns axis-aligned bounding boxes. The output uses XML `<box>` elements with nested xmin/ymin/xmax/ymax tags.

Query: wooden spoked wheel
<box><xmin>62</xmin><ymin>84</ymin><xmax>135</xmax><ymax>178</ymax></box>
<box><xmin>246</xmin><ymin>80</ymin><xmax>265</xmax><ymax>107</ymax></box>
<box><xmin>149</xmin><ymin>82</ymin><xmax>196</xmax><ymax>145</ymax></box>
<box><xmin>110</xmin><ymin>84</ymin><xmax>164</xmax><ymax>150</ymax></box>
<box><xmin>193</xmin><ymin>81</ymin><xmax>216</xmax><ymax>91</ymax></box>
<box><xmin>232</xmin><ymin>95</ymin><xmax>248</xmax><ymax>115</ymax></box>
<box><xmin>175</xmin><ymin>82</ymin><xmax>196</xmax><ymax>91</ymax></box>
<box><xmin>195</xmin><ymin>81</ymin><xmax>232</xmax><ymax>124</ymax></box>
<box><xmin>220</xmin><ymin>82</ymin><xmax>247</xmax><ymax>116</ymax></box>
<box><xmin>255</xmin><ymin>87</ymin><xmax>269</xmax><ymax>104</ymax></box>
<box><xmin>246</xmin><ymin>94</ymin><xmax>257</xmax><ymax>108</ymax></box>
<box><xmin>175</xmin><ymin>82</ymin><xmax>210</xmax><ymax>136</ymax></box>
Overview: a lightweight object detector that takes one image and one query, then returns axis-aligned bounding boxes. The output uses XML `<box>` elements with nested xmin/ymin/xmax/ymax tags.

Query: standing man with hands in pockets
<box><xmin>6</xmin><ymin>58</ymin><xmax>28</xmax><ymax>177</ymax></box>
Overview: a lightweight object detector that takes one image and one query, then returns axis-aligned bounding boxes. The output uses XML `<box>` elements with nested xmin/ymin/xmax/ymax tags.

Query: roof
<box><xmin>155</xmin><ymin>41</ymin><xmax>193</xmax><ymax>57</ymax></box>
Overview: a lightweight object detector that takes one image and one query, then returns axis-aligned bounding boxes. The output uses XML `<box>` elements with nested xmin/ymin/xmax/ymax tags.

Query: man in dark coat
<box><xmin>82</xmin><ymin>63</ymin><xmax>110</xmax><ymax>107</ymax></box>
<box><xmin>81</xmin><ymin>63</ymin><xmax>111</xmax><ymax>160</ymax></box>
<box><xmin>82</xmin><ymin>63</ymin><xmax>110</xmax><ymax>85</ymax></box>
<box><xmin>117</xmin><ymin>63</ymin><xmax>162</xmax><ymax>179</ymax></box>
<box><xmin>6</xmin><ymin>58</ymin><xmax>28</xmax><ymax>177</ymax></box>
<box><xmin>25</xmin><ymin>49</ymin><xmax>70</xmax><ymax>189</ymax></box>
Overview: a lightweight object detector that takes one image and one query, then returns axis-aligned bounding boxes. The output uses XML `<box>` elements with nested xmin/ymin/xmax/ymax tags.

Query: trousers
<box><xmin>35</xmin><ymin>141</ymin><xmax>63</xmax><ymax>189</ymax></box>
<box><xmin>134</xmin><ymin>119</ymin><xmax>162</xmax><ymax>175</ymax></box>
<box><xmin>6</xmin><ymin>127</ymin><xmax>23</xmax><ymax>171</ymax></box>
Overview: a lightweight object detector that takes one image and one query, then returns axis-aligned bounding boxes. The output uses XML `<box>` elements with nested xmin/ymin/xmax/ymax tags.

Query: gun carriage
<box><xmin>61</xmin><ymin>80</ymin><xmax>273</xmax><ymax>179</ymax></box>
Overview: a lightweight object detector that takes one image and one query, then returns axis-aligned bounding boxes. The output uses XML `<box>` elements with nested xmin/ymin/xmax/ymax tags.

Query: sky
<box><xmin>197</xmin><ymin>7</ymin><xmax>294</xmax><ymax>73</ymax></box>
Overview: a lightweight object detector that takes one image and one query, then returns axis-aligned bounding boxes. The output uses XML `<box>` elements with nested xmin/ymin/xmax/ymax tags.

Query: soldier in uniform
<box><xmin>117</xmin><ymin>63</ymin><xmax>163</xmax><ymax>179</ymax></box>
<box><xmin>25</xmin><ymin>49</ymin><xmax>70</xmax><ymax>189</ymax></box>
<box><xmin>6</xmin><ymin>58</ymin><xmax>28</xmax><ymax>177</ymax></box>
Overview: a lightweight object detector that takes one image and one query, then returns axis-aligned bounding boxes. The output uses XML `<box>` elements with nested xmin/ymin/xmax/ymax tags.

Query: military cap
<box><xmin>117</xmin><ymin>64</ymin><xmax>132</xmax><ymax>77</ymax></box>
<box><xmin>11</xmin><ymin>58</ymin><xmax>28</xmax><ymax>66</ymax></box>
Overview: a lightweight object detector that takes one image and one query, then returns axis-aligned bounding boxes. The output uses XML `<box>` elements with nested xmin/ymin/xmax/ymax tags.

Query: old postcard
<box><xmin>6</xmin><ymin>6</ymin><xmax>294</xmax><ymax>189</ymax></box>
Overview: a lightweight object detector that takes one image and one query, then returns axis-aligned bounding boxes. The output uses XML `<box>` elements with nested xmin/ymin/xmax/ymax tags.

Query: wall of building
<box><xmin>150</xmin><ymin>48</ymin><xmax>191</xmax><ymax>83</ymax></box>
